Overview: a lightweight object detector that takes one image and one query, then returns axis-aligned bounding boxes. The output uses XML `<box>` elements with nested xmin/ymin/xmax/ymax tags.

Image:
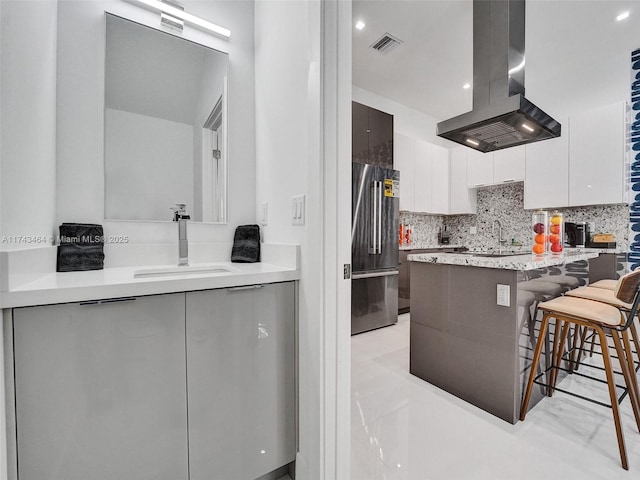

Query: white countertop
<box><xmin>408</xmin><ymin>249</ymin><xmax>604</xmax><ymax>271</ymax></box>
<box><xmin>0</xmin><ymin>261</ymin><xmax>299</xmax><ymax>309</ymax></box>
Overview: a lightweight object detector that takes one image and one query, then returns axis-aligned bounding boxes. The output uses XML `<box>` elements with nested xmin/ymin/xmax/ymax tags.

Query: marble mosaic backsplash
<box><xmin>401</xmin><ymin>182</ymin><xmax>629</xmax><ymax>251</ymax></box>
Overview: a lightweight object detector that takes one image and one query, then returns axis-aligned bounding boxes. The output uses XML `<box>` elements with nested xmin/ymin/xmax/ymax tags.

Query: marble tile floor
<box><xmin>351</xmin><ymin>314</ymin><xmax>640</xmax><ymax>479</ymax></box>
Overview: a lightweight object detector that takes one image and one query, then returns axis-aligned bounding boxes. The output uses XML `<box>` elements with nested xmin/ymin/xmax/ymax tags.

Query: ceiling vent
<box><xmin>370</xmin><ymin>33</ymin><xmax>403</xmax><ymax>54</ymax></box>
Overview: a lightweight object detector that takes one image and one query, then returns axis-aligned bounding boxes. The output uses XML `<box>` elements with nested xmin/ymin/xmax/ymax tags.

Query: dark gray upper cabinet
<box><xmin>352</xmin><ymin>101</ymin><xmax>394</xmax><ymax>169</ymax></box>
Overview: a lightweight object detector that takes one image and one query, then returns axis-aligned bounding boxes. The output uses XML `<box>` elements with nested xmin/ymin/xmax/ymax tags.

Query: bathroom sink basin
<box><xmin>134</xmin><ymin>264</ymin><xmax>236</xmax><ymax>278</ymax></box>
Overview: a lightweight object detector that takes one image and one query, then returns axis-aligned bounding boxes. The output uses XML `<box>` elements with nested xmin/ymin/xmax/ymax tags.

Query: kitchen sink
<box><xmin>134</xmin><ymin>264</ymin><xmax>237</xmax><ymax>278</ymax></box>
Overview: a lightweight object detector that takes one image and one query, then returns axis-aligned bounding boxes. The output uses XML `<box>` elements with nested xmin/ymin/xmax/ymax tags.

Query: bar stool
<box><xmin>520</xmin><ymin>269</ymin><xmax>640</xmax><ymax>470</ymax></box>
<box><xmin>565</xmin><ymin>285</ymin><xmax>640</xmax><ymax>369</ymax></box>
<box><xmin>529</xmin><ymin>274</ymin><xmax>580</xmax><ymax>293</ymax></box>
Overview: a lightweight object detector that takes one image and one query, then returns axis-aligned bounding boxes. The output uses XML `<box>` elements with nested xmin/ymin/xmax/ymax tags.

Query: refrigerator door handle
<box><xmin>369</xmin><ymin>181</ymin><xmax>379</xmax><ymax>254</ymax></box>
<box><xmin>377</xmin><ymin>181</ymin><xmax>383</xmax><ymax>254</ymax></box>
<box><xmin>352</xmin><ymin>270</ymin><xmax>399</xmax><ymax>280</ymax></box>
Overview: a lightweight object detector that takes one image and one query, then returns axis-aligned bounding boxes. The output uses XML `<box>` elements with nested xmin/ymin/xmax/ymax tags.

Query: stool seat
<box><xmin>565</xmin><ymin>286</ymin><xmax>632</xmax><ymax>310</ymax></box>
<box><xmin>517</xmin><ymin>290</ymin><xmax>536</xmax><ymax>307</ymax></box>
<box><xmin>531</xmin><ymin>275</ymin><xmax>580</xmax><ymax>288</ymax></box>
<box><xmin>591</xmin><ymin>279</ymin><xmax>618</xmax><ymax>290</ymax></box>
<box><xmin>539</xmin><ymin>296</ymin><xmax>623</xmax><ymax>327</ymax></box>
<box><xmin>518</xmin><ymin>280</ymin><xmax>563</xmax><ymax>298</ymax></box>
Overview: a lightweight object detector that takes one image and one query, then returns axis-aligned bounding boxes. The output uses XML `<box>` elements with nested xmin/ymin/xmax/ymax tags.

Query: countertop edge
<box><xmin>0</xmin><ymin>264</ymin><xmax>300</xmax><ymax>309</ymax></box>
<box><xmin>407</xmin><ymin>250</ymin><xmax>603</xmax><ymax>271</ymax></box>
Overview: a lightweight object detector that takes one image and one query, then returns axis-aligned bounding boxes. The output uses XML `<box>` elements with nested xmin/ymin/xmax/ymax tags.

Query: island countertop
<box><xmin>407</xmin><ymin>248</ymin><xmax>605</xmax><ymax>271</ymax></box>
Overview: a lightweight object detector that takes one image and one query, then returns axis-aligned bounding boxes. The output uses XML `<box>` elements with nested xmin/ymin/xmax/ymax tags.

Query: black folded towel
<box><xmin>231</xmin><ymin>224</ymin><xmax>261</xmax><ymax>263</ymax></box>
<box><xmin>59</xmin><ymin>223</ymin><xmax>104</xmax><ymax>245</ymax></box>
<box><xmin>57</xmin><ymin>223</ymin><xmax>105</xmax><ymax>272</ymax></box>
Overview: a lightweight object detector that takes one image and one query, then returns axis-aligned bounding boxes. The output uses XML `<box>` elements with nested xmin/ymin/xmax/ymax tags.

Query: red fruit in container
<box><xmin>549</xmin><ymin>234</ymin><xmax>561</xmax><ymax>244</ymax></box>
<box><xmin>534</xmin><ymin>233</ymin><xmax>546</xmax><ymax>244</ymax></box>
<box><xmin>550</xmin><ymin>224</ymin><xmax>560</xmax><ymax>234</ymax></box>
<box><xmin>550</xmin><ymin>243</ymin><xmax>563</xmax><ymax>253</ymax></box>
<box><xmin>533</xmin><ymin>223</ymin><xmax>545</xmax><ymax>234</ymax></box>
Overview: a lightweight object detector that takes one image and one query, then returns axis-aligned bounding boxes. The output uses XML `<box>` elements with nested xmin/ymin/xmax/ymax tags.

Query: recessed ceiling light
<box><xmin>463</xmin><ymin>83</ymin><xmax>471</xmax><ymax>90</ymax></box>
<box><xmin>466</xmin><ymin>138</ymin><xmax>480</xmax><ymax>146</ymax></box>
<box><xmin>522</xmin><ymin>123</ymin><xmax>534</xmax><ymax>132</ymax></box>
<box><xmin>355</xmin><ymin>20</ymin><xmax>365</xmax><ymax>30</ymax></box>
<box><xmin>616</xmin><ymin>11</ymin><xmax>630</xmax><ymax>22</ymax></box>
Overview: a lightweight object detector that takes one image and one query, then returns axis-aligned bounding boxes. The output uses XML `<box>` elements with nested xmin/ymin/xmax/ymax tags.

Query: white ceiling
<box><xmin>353</xmin><ymin>0</ymin><xmax>640</xmax><ymax>121</ymax></box>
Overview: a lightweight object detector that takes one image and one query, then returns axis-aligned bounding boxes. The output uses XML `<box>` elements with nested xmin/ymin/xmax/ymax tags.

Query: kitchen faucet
<box><xmin>172</xmin><ymin>204</ymin><xmax>190</xmax><ymax>266</ymax></box>
<box><xmin>492</xmin><ymin>220</ymin><xmax>507</xmax><ymax>248</ymax></box>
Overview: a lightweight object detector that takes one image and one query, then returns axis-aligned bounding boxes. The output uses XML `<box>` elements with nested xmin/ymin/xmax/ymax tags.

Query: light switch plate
<box><xmin>497</xmin><ymin>284</ymin><xmax>510</xmax><ymax>307</ymax></box>
<box><xmin>292</xmin><ymin>195</ymin><xmax>305</xmax><ymax>226</ymax></box>
<box><xmin>260</xmin><ymin>202</ymin><xmax>268</xmax><ymax>226</ymax></box>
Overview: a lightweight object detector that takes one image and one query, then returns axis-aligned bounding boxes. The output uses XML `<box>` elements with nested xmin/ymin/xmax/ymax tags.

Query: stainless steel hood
<box><xmin>437</xmin><ymin>0</ymin><xmax>560</xmax><ymax>153</ymax></box>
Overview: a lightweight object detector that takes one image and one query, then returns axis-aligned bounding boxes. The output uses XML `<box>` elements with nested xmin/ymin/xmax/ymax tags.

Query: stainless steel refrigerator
<box><xmin>351</xmin><ymin>162</ymin><xmax>400</xmax><ymax>335</ymax></box>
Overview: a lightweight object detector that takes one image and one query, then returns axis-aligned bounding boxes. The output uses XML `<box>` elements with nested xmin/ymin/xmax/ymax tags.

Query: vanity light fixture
<box><xmin>616</xmin><ymin>11</ymin><xmax>630</xmax><ymax>22</ymax></box>
<box><xmin>466</xmin><ymin>138</ymin><xmax>480</xmax><ymax>146</ymax></box>
<box><xmin>130</xmin><ymin>0</ymin><xmax>231</xmax><ymax>38</ymax></box>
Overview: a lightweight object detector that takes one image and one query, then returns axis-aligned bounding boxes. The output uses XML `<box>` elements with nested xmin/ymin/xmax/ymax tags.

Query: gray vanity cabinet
<box><xmin>12</xmin><ymin>293</ymin><xmax>189</xmax><ymax>480</ymax></box>
<box><xmin>186</xmin><ymin>282</ymin><xmax>296</xmax><ymax>480</ymax></box>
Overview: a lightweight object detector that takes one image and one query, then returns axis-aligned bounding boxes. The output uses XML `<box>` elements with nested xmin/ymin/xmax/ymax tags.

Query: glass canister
<box><xmin>548</xmin><ymin>211</ymin><xmax>564</xmax><ymax>254</ymax></box>
<box><xmin>532</xmin><ymin>210</ymin><xmax>548</xmax><ymax>255</ymax></box>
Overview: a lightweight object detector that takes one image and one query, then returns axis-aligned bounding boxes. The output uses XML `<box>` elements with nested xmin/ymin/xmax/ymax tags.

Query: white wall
<box><xmin>0</xmin><ymin>0</ymin><xmax>57</xmax><ymax>248</ymax></box>
<box><xmin>255</xmin><ymin>2</ymin><xmax>309</xmax><ymax>245</ymax></box>
<box><xmin>352</xmin><ymin>85</ymin><xmax>454</xmax><ymax>149</ymax></box>
<box><xmin>56</xmin><ymin>0</ymin><xmax>255</xmax><ymax>243</ymax></box>
<box><xmin>254</xmin><ymin>1</ymin><xmax>313</xmax><ymax>475</ymax></box>
<box><xmin>104</xmin><ymin>109</ymin><xmax>193</xmax><ymax>220</ymax></box>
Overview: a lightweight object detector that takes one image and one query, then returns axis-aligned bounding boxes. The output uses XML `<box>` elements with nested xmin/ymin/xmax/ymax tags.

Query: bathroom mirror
<box><xmin>104</xmin><ymin>14</ymin><xmax>228</xmax><ymax>223</ymax></box>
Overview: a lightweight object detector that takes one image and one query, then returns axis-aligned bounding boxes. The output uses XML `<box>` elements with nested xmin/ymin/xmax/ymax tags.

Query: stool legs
<box><xmin>520</xmin><ymin>313</ymin><xmax>635</xmax><ymax>470</ymax></box>
<box><xmin>549</xmin><ymin>320</ymin><xmax>571</xmax><ymax>395</ymax></box>
<box><xmin>596</xmin><ymin>325</ymin><xmax>629</xmax><ymax>470</ymax></box>
<box><xmin>620</xmin><ymin>329</ymin><xmax>640</xmax><ymax>432</ymax></box>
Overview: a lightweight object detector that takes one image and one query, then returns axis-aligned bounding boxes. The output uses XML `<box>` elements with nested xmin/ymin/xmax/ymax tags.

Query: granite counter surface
<box><xmin>408</xmin><ymin>249</ymin><xmax>604</xmax><ymax>271</ymax></box>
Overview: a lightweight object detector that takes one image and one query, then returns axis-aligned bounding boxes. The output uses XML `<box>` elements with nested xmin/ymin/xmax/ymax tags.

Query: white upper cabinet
<box><xmin>449</xmin><ymin>147</ymin><xmax>477</xmax><ymax>214</ymax></box>
<box><xmin>431</xmin><ymin>145</ymin><xmax>450</xmax><ymax>214</ymax></box>
<box><xmin>414</xmin><ymin>139</ymin><xmax>433</xmax><ymax>213</ymax></box>
<box><xmin>524</xmin><ymin>116</ymin><xmax>569</xmax><ymax>210</ymax></box>
<box><xmin>569</xmin><ymin>102</ymin><xmax>626</xmax><ymax>206</ymax></box>
<box><xmin>466</xmin><ymin>149</ymin><xmax>494</xmax><ymax>187</ymax></box>
<box><xmin>393</xmin><ymin>134</ymin><xmax>451</xmax><ymax>214</ymax></box>
<box><xmin>493</xmin><ymin>145</ymin><xmax>525</xmax><ymax>183</ymax></box>
<box><xmin>394</xmin><ymin>133</ymin><xmax>415</xmax><ymax>211</ymax></box>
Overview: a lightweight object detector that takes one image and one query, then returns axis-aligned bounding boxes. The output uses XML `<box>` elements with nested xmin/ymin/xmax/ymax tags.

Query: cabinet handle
<box><xmin>228</xmin><ymin>285</ymin><xmax>264</xmax><ymax>292</ymax></box>
<box><xmin>502</xmin><ymin>179</ymin><xmax>515</xmax><ymax>183</ymax></box>
<box><xmin>80</xmin><ymin>297</ymin><xmax>137</xmax><ymax>306</ymax></box>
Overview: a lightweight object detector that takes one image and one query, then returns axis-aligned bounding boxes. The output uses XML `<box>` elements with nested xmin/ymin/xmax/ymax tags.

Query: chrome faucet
<box><xmin>172</xmin><ymin>204</ymin><xmax>190</xmax><ymax>266</ymax></box>
<box><xmin>492</xmin><ymin>220</ymin><xmax>507</xmax><ymax>248</ymax></box>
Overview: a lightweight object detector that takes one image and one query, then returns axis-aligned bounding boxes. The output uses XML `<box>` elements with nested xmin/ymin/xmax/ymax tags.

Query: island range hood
<box><xmin>437</xmin><ymin>0</ymin><xmax>560</xmax><ymax>153</ymax></box>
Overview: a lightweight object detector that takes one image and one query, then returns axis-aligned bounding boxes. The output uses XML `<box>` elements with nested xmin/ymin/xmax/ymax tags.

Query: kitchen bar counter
<box><xmin>408</xmin><ymin>250</ymin><xmax>614</xmax><ymax>423</ymax></box>
<box><xmin>408</xmin><ymin>248</ymin><xmax>602</xmax><ymax>270</ymax></box>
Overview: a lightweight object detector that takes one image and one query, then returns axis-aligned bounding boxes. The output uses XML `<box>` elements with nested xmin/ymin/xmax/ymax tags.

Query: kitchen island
<box><xmin>407</xmin><ymin>249</ymin><xmax>610</xmax><ymax>423</ymax></box>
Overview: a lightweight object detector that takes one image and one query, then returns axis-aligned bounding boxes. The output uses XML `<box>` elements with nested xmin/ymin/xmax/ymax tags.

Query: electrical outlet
<box><xmin>497</xmin><ymin>284</ymin><xmax>510</xmax><ymax>307</ymax></box>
